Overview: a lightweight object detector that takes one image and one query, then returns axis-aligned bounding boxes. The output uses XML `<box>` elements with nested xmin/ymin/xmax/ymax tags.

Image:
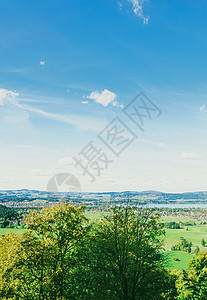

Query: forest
<box><xmin>0</xmin><ymin>203</ymin><xmax>207</xmax><ymax>299</ymax></box>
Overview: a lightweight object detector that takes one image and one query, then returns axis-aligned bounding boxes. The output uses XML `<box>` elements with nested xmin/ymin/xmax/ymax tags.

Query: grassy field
<box><xmin>162</xmin><ymin>251</ymin><xmax>196</xmax><ymax>270</ymax></box>
<box><xmin>0</xmin><ymin>228</ymin><xmax>26</xmax><ymax>236</ymax></box>
<box><xmin>84</xmin><ymin>211</ymin><xmax>108</xmax><ymax>220</ymax></box>
<box><xmin>33</xmin><ymin>199</ymin><xmax>48</xmax><ymax>204</ymax></box>
<box><xmin>163</xmin><ymin>224</ymin><xmax>207</xmax><ymax>269</ymax></box>
<box><xmin>164</xmin><ymin>225</ymin><xmax>207</xmax><ymax>250</ymax></box>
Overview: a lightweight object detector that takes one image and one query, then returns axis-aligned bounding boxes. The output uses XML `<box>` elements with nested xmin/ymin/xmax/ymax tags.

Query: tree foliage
<box><xmin>0</xmin><ymin>204</ymin><xmax>19</xmax><ymax>228</ymax></box>
<box><xmin>175</xmin><ymin>252</ymin><xmax>207</xmax><ymax>299</ymax></box>
<box><xmin>0</xmin><ymin>203</ymin><xmax>89</xmax><ymax>299</ymax></box>
<box><xmin>81</xmin><ymin>205</ymin><xmax>169</xmax><ymax>300</ymax></box>
<box><xmin>165</xmin><ymin>222</ymin><xmax>181</xmax><ymax>229</ymax></box>
<box><xmin>0</xmin><ymin>203</ymin><xmax>178</xmax><ymax>299</ymax></box>
<box><xmin>201</xmin><ymin>238</ymin><xmax>206</xmax><ymax>247</ymax></box>
<box><xmin>0</xmin><ymin>204</ymin><xmax>18</xmax><ymax>220</ymax></box>
<box><xmin>171</xmin><ymin>237</ymin><xmax>192</xmax><ymax>253</ymax></box>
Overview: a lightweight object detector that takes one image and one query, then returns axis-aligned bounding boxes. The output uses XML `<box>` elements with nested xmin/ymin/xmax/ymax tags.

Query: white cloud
<box><xmin>81</xmin><ymin>100</ymin><xmax>88</xmax><ymax>104</ymax></box>
<box><xmin>200</xmin><ymin>104</ymin><xmax>206</xmax><ymax>112</ymax></box>
<box><xmin>179</xmin><ymin>152</ymin><xmax>201</xmax><ymax>160</ymax></box>
<box><xmin>87</xmin><ymin>89</ymin><xmax>116</xmax><ymax>107</ymax></box>
<box><xmin>129</xmin><ymin>0</ymin><xmax>149</xmax><ymax>24</ymax></box>
<box><xmin>118</xmin><ymin>2</ymin><xmax>123</xmax><ymax>10</ymax></box>
<box><xmin>8</xmin><ymin>68</ymin><xmax>25</xmax><ymax>73</ymax></box>
<box><xmin>112</xmin><ymin>100</ymin><xmax>124</xmax><ymax>109</ymax></box>
<box><xmin>58</xmin><ymin>156</ymin><xmax>74</xmax><ymax>166</ymax></box>
<box><xmin>0</xmin><ymin>88</ymin><xmax>19</xmax><ymax>106</ymax></box>
<box><xmin>40</xmin><ymin>61</ymin><xmax>45</xmax><ymax>65</ymax></box>
<box><xmin>86</xmin><ymin>89</ymin><xmax>123</xmax><ymax>108</ymax></box>
<box><xmin>30</xmin><ymin>169</ymin><xmax>53</xmax><ymax>176</ymax></box>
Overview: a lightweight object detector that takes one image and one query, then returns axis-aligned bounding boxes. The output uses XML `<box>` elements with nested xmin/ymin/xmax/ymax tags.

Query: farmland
<box><xmin>1</xmin><ymin>209</ymin><xmax>207</xmax><ymax>271</ymax></box>
<box><xmin>165</xmin><ymin>225</ymin><xmax>207</xmax><ymax>250</ymax></box>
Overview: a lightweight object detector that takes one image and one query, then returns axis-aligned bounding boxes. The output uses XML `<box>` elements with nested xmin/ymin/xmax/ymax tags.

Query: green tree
<box><xmin>195</xmin><ymin>246</ymin><xmax>200</xmax><ymax>256</ymax></box>
<box><xmin>0</xmin><ymin>204</ymin><xmax>18</xmax><ymax>221</ymax></box>
<box><xmin>176</xmin><ymin>252</ymin><xmax>207</xmax><ymax>299</ymax></box>
<box><xmin>162</xmin><ymin>271</ymin><xmax>179</xmax><ymax>300</ymax></box>
<box><xmin>0</xmin><ymin>203</ymin><xmax>176</xmax><ymax>300</ymax></box>
<box><xmin>84</xmin><ymin>205</ymin><xmax>169</xmax><ymax>300</ymax></box>
<box><xmin>171</xmin><ymin>237</ymin><xmax>192</xmax><ymax>252</ymax></box>
<box><xmin>201</xmin><ymin>238</ymin><xmax>206</xmax><ymax>247</ymax></box>
<box><xmin>165</xmin><ymin>222</ymin><xmax>181</xmax><ymax>229</ymax></box>
<box><xmin>0</xmin><ymin>233</ymin><xmax>23</xmax><ymax>298</ymax></box>
<box><xmin>0</xmin><ymin>203</ymin><xmax>89</xmax><ymax>299</ymax></box>
<box><xmin>187</xmin><ymin>244</ymin><xmax>192</xmax><ymax>253</ymax></box>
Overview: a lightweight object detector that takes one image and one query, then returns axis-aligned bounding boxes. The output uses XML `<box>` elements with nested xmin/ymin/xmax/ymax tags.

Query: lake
<box><xmin>143</xmin><ymin>203</ymin><xmax>207</xmax><ymax>209</ymax></box>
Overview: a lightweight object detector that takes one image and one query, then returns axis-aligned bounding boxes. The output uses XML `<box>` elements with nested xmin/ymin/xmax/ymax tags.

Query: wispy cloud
<box><xmin>200</xmin><ymin>104</ymin><xmax>206</xmax><ymax>113</ymax></box>
<box><xmin>0</xmin><ymin>88</ymin><xmax>19</xmax><ymax>106</ymax></box>
<box><xmin>118</xmin><ymin>2</ymin><xmax>123</xmax><ymax>10</ymax></box>
<box><xmin>30</xmin><ymin>169</ymin><xmax>54</xmax><ymax>176</ymax></box>
<box><xmin>81</xmin><ymin>100</ymin><xmax>88</xmax><ymax>104</ymax></box>
<box><xmin>15</xmin><ymin>102</ymin><xmax>103</xmax><ymax>131</ymax></box>
<box><xmin>13</xmin><ymin>144</ymin><xmax>63</xmax><ymax>153</ymax></box>
<box><xmin>8</xmin><ymin>68</ymin><xmax>26</xmax><ymax>73</ymax></box>
<box><xmin>179</xmin><ymin>152</ymin><xmax>201</xmax><ymax>160</ymax></box>
<box><xmin>112</xmin><ymin>100</ymin><xmax>124</xmax><ymax>109</ymax></box>
<box><xmin>139</xmin><ymin>138</ymin><xmax>168</xmax><ymax>148</ymax></box>
<box><xmin>129</xmin><ymin>0</ymin><xmax>149</xmax><ymax>24</ymax></box>
<box><xmin>58</xmin><ymin>156</ymin><xmax>74</xmax><ymax>166</ymax></box>
<box><xmin>0</xmin><ymin>88</ymin><xmax>105</xmax><ymax>132</ymax></box>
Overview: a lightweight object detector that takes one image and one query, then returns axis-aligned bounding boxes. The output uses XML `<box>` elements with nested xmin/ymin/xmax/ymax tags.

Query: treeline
<box><xmin>165</xmin><ymin>222</ymin><xmax>181</xmax><ymax>229</ymax></box>
<box><xmin>171</xmin><ymin>237</ymin><xmax>192</xmax><ymax>253</ymax></box>
<box><xmin>0</xmin><ymin>204</ymin><xmax>22</xmax><ymax>228</ymax></box>
<box><xmin>165</xmin><ymin>221</ymin><xmax>197</xmax><ymax>229</ymax></box>
<box><xmin>0</xmin><ymin>203</ymin><xmax>207</xmax><ymax>299</ymax></box>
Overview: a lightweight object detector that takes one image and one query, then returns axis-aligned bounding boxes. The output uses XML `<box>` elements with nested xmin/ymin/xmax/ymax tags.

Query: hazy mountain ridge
<box><xmin>0</xmin><ymin>189</ymin><xmax>207</xmax><ymax>207</ymax></box>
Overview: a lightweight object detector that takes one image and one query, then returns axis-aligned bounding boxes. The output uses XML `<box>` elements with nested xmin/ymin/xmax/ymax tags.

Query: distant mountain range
<box><xmin>0</xmin><ymin>189</ymin><xmax>207</xmax><ymax>207</ymax></box>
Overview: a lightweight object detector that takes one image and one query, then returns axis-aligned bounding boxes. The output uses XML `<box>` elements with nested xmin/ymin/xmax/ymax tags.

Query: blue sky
<box><xmin>0</xmin><ymin>0</ymin><xmax>207</xmax><ymax>192</ymax></box>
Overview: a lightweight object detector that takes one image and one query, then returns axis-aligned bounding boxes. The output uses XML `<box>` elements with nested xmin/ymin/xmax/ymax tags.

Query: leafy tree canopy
<box><xmin>0</xmin><ymin>204</ymin><xmax>18</xmax><ymax>221</ymax></box>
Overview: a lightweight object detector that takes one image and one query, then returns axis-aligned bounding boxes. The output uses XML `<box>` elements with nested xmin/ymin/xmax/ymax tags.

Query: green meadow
<box><xmin>0</xmin><ymin>228</ymin><xmax>26</xmax><ymax>236</ymax></box>
<box><xmin>162</xmin><ymin>251</ymin><xmax>196</xmax><ymax>270</ymax></box>
<box><xmin>163</xmin><ymin>222</ymin><xmax>207</xmax><ymax>270</ymax></box>
<box><xmin>164</xmin><ymin>225</ymin><xmax>207</xmax><ymax>250</ymax></box>
<box><xmin>84</xmin><ymin>211</ymin><xmax>104</xmax><ymax>220</ymax></box>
